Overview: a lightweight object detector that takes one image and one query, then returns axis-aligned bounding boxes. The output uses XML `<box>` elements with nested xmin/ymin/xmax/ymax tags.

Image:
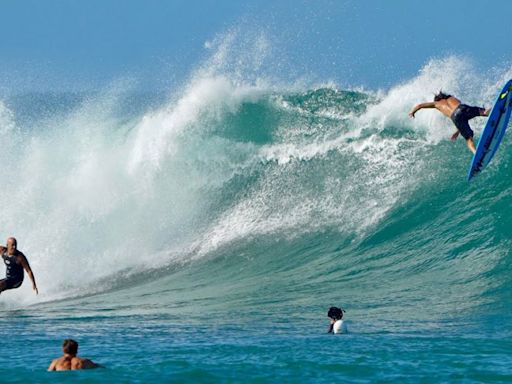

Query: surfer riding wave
<box><xmin>0</xmin><ymin>237</ymin><xmax>38</xmax><ymax>295</ymax></box>
<box><xmin>409</xmin><ymin>91</ymin><xmax>490</xmax><ymax>154</ymax></box>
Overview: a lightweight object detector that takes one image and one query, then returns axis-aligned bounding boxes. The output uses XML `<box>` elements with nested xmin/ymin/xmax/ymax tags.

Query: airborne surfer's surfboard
<box><xmin>468</xmin><ymin>79</ymin><xmax>512</xmax><ymax>181</ymax></box>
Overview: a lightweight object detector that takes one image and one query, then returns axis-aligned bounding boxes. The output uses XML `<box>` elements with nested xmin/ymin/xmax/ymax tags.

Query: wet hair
<box><xmin>62</xmin><ymin>339</ymin><xmax>79</xmax><ymax>355</ymax></box>
<box><xmin>328</xmin><ymin>306</ymin><xmax>345</xmax><ymax>320</ymax></box>
<box><xmin>434</xmin><ymin>91</ymin><xmax>452</xmax><ymax>102</ymax></box>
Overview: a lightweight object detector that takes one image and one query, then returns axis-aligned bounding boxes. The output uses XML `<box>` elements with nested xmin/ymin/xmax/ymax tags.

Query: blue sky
<box><xmin>0</xmin><ymin>0</ymin><xmax>511</xmax><ymax>92</ymax></box>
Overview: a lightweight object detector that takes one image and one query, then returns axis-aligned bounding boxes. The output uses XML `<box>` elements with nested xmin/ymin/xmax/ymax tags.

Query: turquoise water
<box><xmin>1</xmin><ymin>53</ymin><xmax>512</xmax><ymax>382</ymax></box>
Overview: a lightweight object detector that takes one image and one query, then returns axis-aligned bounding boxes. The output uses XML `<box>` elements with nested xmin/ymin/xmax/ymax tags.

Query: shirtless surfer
<box><xmin>409</xmin><ymin>91</ymin><xmax>490</xmax><ymax>154</ymax></box>
<box><xmin>48</xmin><ymin>339</ymin><xmax>102</xmax><ymax>371</ymax></box>
<box><xmin>0</xmin><ymin>237</ymin><xmax>38</xmax><ymax>295</ymax></box>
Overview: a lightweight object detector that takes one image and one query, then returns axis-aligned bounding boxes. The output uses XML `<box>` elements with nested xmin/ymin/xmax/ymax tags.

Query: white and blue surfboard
<box><xmin>468</xmin><ymin>79</ymin><xmax>512</xmax><ymax>181</ymax></box>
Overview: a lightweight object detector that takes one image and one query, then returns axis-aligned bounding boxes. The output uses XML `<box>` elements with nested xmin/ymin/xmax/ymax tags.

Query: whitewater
<box><xmin>1</xmin><ymin>34</ymin><xmax>512</xmax><ymax>382</ymax></box>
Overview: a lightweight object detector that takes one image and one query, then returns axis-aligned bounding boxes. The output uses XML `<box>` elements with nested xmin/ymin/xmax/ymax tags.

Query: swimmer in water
<box><xmin>48</xmin><ymin>339</ymin><xmax>102</xmax><ymax>371</ymax></box>
<box><xmin>327</xmin><ymin>306</ymin><xmax>347</xmax><ymax>334</ymax></box>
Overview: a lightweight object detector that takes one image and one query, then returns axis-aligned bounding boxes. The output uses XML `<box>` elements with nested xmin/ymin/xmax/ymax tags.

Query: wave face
<box><xmin>1</xmin><ymin>51</ymin><xmax>512</xmax><ymax>324</ymax></box>
<box><xmin>0</xmin><ymin>52</ymin><xmax>510</xmax><ymax>306</ymax></box>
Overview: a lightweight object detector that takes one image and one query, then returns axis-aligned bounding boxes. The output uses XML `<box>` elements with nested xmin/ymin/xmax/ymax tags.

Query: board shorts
<box><xmin>0</xmin><ymin>277</ymin><xmax>23</xmax><ymax>290</ymax></box>
<box><xmin>450</xmin><ymin>104</ymin><xmax>486</xmax><ymax>140</ymax></box>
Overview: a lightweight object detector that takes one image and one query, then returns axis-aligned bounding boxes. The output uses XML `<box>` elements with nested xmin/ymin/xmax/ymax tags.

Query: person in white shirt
<box><xmin>327</xmin><ymin>306</ymin><xmax>347</xmax><ymax>334</ymax></box>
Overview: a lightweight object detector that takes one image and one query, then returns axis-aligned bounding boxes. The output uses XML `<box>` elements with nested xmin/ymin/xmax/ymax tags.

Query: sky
<box><xmin>0</xmin><ymin>0</ymin><xmax>511</xmax><ymax>92</ymax></box>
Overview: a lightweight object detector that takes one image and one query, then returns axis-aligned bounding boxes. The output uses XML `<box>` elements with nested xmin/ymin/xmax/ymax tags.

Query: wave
<box><xmin>0</xmin><ymin>33</ymin><xmax>511</xmax><ymax>324</ymax></box>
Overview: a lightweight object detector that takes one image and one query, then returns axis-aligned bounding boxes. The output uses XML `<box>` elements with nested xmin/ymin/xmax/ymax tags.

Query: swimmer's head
<box><xmin>328</xmin><ymin>306</ymin><xmax>345</xmax><ymax>320</ymax></box>
<box><xmin>62</xmin><ymin>339</ymin><xmax>79</xmax><ymax>355</ymax></box>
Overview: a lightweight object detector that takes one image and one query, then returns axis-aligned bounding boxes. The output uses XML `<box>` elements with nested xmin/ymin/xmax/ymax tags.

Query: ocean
<box><xmin>0</xmin><ymin>48</ymin><xmax>512</xmax><ymax>383</ymax></box>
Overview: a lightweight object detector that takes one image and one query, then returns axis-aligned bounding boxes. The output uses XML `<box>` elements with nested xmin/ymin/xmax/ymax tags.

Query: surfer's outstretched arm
<box><xmin>409</xmin><ymin>102</ymin><xmax>436</xmax><ymax>118</ymax></box>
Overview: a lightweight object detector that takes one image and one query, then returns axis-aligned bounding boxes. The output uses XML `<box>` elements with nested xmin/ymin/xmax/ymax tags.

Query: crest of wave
<box><xmin>194</xmin><ymin>58</ymin><xmax>484</xmax><ymax>254</ymax></box>
<box><xmin>0</xmin><ymin>30</ymin><xmax>280</xmax><ymax>306</ymax></box>
<box><xmin>128</xmin><ymin>28</ymin><xmax>273</xmax><ymax>176</ymax></box>
<box><xmin>193</xmin><ymin>56</ymin><xmax>512</xmax><ymax>255</ymax></box>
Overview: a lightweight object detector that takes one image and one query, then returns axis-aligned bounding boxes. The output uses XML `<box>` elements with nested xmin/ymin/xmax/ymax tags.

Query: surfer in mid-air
<box><xmin>409</xmin><ymin>92</ymin><xmax>490</xmax><ymax>154</ymax></box>
<box><xmin>0</xmin><ymin>237</ymin><xmax>38</xmax><ymax>295</ymax></box>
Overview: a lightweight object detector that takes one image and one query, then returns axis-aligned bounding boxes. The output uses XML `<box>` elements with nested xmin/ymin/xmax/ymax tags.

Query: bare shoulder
<box><xmin>48</xmin><ymin>357</ymin><xmax>64</xmax><ymax>371</ymax></box>
<box><xmin>47</xmin><ymin>358</ymin><xmax>58</xmax><ymax>371</ymax></box>
<box><xmin>16</xmin><ymin>250</ymin><xmax>27</xmax><ymax>260</ymax></box>
<box><xmin>72</xmin><ymin>357</ymin><xmax>100</xmax><ymax>370</ymax></box>
<box><xmin>16</xmin><ymin>252</ymin><xmax>31</xmax><ymax>268</ymax></box>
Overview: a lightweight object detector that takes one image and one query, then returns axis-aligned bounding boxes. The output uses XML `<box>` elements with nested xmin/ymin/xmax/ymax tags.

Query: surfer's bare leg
<box><xmin>467</xmin><ymin>138</ymin><xmax>476</xmax><ymax>154</ymax></box>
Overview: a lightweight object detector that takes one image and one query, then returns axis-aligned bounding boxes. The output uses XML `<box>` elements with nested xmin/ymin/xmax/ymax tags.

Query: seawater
<box><xmin>0</xmin><ymin>47</ymin><xmax>512</xmax><ymax>383</ymax></box>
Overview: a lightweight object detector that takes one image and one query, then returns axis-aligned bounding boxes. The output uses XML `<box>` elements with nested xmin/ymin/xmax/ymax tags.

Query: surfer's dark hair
<box><xmin>62</xmin><ymin>339</ymin><xmax>79</xmax><ymax>355</ymax></box>
<box><xmin>434</xmin><ymin>91</ymin><xmax>451</xmax><ymax>101</ymax></box>
<box><xmin>328</xmin><ymin>306</ymin><xmax>345</xmax><ymax>320</ymax></box>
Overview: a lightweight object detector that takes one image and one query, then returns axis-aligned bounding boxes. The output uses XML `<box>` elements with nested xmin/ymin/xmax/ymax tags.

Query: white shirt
<box><xmin>333</xmin><ymin>320</ymin><xmax>347</xmax><ymax>334</ymax></box>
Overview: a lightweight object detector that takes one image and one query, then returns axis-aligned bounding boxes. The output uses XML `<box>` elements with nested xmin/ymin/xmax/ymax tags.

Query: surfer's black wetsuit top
<box><xmin>1</xmin><ymin>253</ymin><xmax>24</xmax><ymax>289</ymax></box>
<box><xmin>450</xmin><ymin>104</ymin><xmax>486</xmax><ymax>140</ymax></box>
